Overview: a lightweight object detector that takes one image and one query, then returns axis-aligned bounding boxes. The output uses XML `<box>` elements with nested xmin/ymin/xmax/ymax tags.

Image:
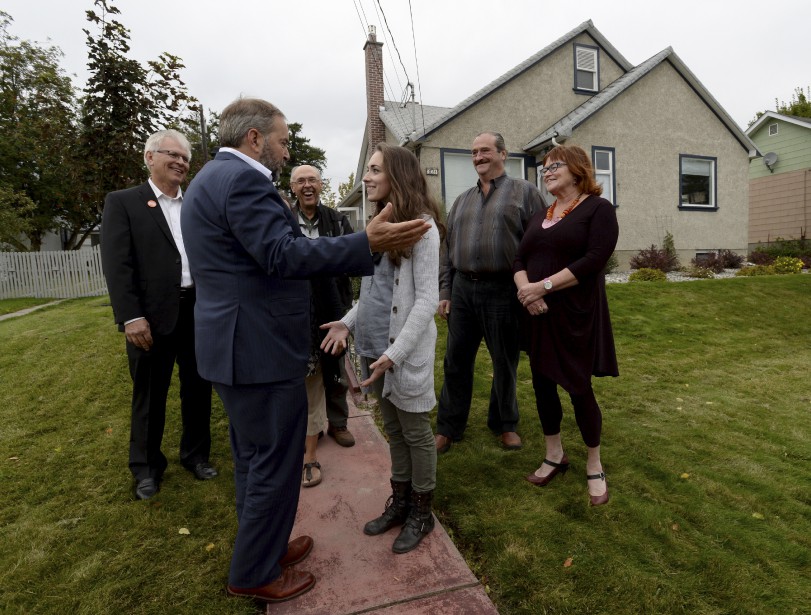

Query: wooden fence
<box><xmin>0</xmin><ymin>246</ymin><xmax>108</xmax><ymax>299</ymax></box>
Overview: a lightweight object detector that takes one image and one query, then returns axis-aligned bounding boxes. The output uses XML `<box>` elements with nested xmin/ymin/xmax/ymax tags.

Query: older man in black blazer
<box><xmin>101</xmin><ymin>129</ymin><xmax>217</xmax><ymax>501</ymax></box>
<box><xmin>182</xmin><ymin>98</ymin><xmax>429</xmax><ymax>604</ymax></box>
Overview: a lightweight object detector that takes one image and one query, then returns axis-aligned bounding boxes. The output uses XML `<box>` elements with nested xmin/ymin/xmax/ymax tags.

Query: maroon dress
<box><xmin>513</xmin><ymin>195</ymin><xmax>619</xmax><ymax>394</ymax></box>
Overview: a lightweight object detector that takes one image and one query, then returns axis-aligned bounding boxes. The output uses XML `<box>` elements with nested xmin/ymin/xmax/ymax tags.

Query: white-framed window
<box><xmin>441</xmin><ymin>150</ymin><xmax>526</xmax><ymax>210</ymax></box>
<box><xmin>574</xmin><ymin>44</ymin><xmax>599</xmax><ymax>92</ymax></box>
<box><xmin>592</xmin><ymin>146</ymin><xmax>616</xmax><ymax>204</ymax></box>
<box><xmin>768</xmin><ymin>123</ymin><xmax>778</xmax><ymax>136</ymax></box>
<box><xmin>679</xmin><ymin>155</ymin><xmax>717</xmax><ymax>209</ymax></box>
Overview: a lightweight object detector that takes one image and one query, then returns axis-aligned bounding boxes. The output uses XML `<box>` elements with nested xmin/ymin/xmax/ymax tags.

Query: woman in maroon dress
<box><xmin>513</xmin><ymin>144</ymin><xmax>618</xmax><ymax>506</ymax></box>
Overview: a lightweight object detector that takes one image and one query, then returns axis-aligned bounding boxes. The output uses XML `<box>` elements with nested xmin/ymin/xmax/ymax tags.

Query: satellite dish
<box><xmin>763</xmin><ymin>152</ymin><xmax>778</xmax><ymax>172</ymax></box>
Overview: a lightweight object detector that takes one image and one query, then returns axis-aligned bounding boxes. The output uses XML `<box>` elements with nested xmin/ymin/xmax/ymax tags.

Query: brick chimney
<box><xmin>364</xmin><ymin>26</ymin><xmax>386</xmax><ymax>155</ymax></box>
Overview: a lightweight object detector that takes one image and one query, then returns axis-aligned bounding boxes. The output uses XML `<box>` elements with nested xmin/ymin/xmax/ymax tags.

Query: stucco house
<box><xmin>340</xmin><ymin>20</ymin><xmax>758</xmax><ymax>268</ymax></box>
<box><xmin>745</xmin><ymin>111</ymin><xmax>811</xmax><ymax>251</ymax></box>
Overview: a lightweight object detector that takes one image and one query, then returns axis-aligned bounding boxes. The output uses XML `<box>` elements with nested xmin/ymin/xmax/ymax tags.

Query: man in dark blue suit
<box><xmin>181</xmin><ymin>98</ymin><xmax>428</xmax><ymax>604</ymax></box>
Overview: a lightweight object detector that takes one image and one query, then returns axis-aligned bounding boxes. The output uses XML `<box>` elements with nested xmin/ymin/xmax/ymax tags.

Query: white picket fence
<box><xmin>0</xmin><ymin>246</ymin><xmax>108</xmax><ymax>299</ymax></box>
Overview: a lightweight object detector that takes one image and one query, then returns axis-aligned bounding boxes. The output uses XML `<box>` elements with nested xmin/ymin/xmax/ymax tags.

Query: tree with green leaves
<box><xmin>81</xmin><ymin>0</ymin><xmax>199</xmax><ymax>247</ymax></box>
<box><xmin>775</xmin><ymin>86</ymin><xmax>811</xmax><ymax>118</ymax></box>
<box><xmin>0</xmin><ymin>11</ymin><xmax>82</xmax><ymax>250</ymax></box>
<box><xmin>277</xmin><ymin>122</ymin><xmax>327</xmax><ymax>197</ymax></box>
<box><xmin>750</xmin><ymin>86</ymin><xmax>811</xmax><ymax>126</ymax></box>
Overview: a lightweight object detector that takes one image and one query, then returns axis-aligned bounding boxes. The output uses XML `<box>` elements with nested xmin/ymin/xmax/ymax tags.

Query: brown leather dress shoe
<box><xmin>279</xmin><ymin>535</ymin><xmax>314</xmax><ymax>567</ymax></box>
<box><xmin>501</xmin><ymin>431</ymin><xmax>522</xmax><ymax>450</ymax></box>
<box><xmin>435</xmin><ymin>434</ymin><xmax>452</xmax><ymax>454</ymax></box>
<box><xmin>227</xmin><ymin>568</ymin><xmax>315</xmax><ymax>603</ymax></box>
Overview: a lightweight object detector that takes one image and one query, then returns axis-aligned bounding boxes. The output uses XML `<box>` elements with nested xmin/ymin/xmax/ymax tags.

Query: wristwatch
<box><xmin>543</xmin><ymin>278</ymin><xmax>553</xmax><ymax>291</ymax></box>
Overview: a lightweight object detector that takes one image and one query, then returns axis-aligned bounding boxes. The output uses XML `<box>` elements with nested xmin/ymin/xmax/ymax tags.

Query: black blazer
<box><xmin>101</xmin><ymin>181</ymin><xmax>183</xmax><ymax>336</ymax></box>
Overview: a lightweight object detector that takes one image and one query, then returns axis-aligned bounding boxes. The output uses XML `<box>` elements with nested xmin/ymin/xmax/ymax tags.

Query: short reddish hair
<box><xmin>543</xmin><ymin>145</ymin><xmax>602</xmax><ymax>196</ymax></box>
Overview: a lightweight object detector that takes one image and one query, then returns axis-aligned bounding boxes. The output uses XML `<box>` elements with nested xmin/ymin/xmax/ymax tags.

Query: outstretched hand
<box><xmin>366</xmin><ymin>203</ymin><xmax>430</xmax><ymax>253</ymax></box>
<box><xmin>319</xmin><ymin>321</ymin><xmax>350</xmax><ymax>355</ymax></box>
<box><xmin>360</xmin><ymin>354</ymin><xmax>393</xmax><ymax>388</ymax></box>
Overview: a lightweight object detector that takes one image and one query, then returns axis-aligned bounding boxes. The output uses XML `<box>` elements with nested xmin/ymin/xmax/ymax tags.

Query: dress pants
<box><xmin>436</xmin><ymin>274</ymin><xmax>520</xmax><ymax>440</ymax></box>
<box><xmin>126</xmin><ymin>295</ymin><xmax>212</xmax><ymax>481</ymax></box>
<box><xmin>214</xmin><ymin>378</ymin><xmax>307</xmax><ymax>588</ymax></box>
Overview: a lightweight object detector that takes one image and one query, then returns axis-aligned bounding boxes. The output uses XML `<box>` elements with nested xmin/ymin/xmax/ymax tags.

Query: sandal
<box><xmin>587</xmin><ymin>471</ymin><xmax>609</xmax><ymax>506</ymax></box>
<box><xmin>302</xmin><ymin>461</ymin><xmax>322</xmax><ymax>488</ymax></box>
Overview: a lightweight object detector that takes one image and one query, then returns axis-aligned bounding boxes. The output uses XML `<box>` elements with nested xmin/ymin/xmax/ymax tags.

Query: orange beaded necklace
<box><xmin>546</xmin><ymin>193</ymin><xmax>584</xmax><ymax>222</ymax></box>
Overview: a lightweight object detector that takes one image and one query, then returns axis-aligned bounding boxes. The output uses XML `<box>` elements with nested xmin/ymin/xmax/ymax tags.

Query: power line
<box><xmin>368</xmin><ymin>0</ymin><xmax>405</xmax><ymax>97</ymax></box>
<box><xmin>350</xmin><ymin>0</ymin><xmax>369</xmax><ymax>37</ymax></box>
<box><xmin>374</xmin><ymin>0</ymin><xmax>412</xmax><ymax>87</ymax></box>
<box><xmin>408</xmin><ymin>0</ymin><xmax>426</xmax><ymax>135</ymax></box>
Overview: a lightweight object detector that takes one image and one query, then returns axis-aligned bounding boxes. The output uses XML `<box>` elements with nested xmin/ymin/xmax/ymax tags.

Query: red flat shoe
<box><xmin>525</xmin><ymin>454</ymin><xmax>569</xmax><ymax>487</ymax></box>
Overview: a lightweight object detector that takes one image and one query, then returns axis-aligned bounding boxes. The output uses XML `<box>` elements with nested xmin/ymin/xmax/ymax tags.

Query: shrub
<box><xmin>684</xmin><ymin>265</ymin><xmax>714</xmax><ymax>279</ymax></box>
<box><xmin>717</xmin><ymin>249</ymin><xmax>744</xmax><ymax>269</ymax></box>
<box><xmin>630</xmin><ymin>245</ymin><xmax>679</xmax><ymax>272</ymax></box>
<box><xmin>693</xmin><ymin>253</ymin><xmax>725</xmax><ymax>273</ymax></box>
<box><xmin>735</xmin><ymin>265</ymin><xmax>776</xmax><ymax>277</ymax></box>
<box><xmin>749</xmin><ymin>238</ymin><xmax>811</xmax><ymax>261</ymax></box>
<box><xmin>801</xmin><ymin>255</ymin><xmax>811</xmax><ymax>270</ymax></box>
<box><xmin>603</xmin><ymin>252</ymin><xmax>619</xmax><ymax>275</ymax></box>
<box><xmin>748</xmin><ymin>250</ymin><xmax>775</xmax><ymax>265</ymax></box>
<box><xmin>773</xmin><ymin>256</ymin><xmax>804</xmax><ymax>274</ymax></box>
<box><xmin>629</xmin><ymin>268</ymin><xmax>667</xmax><ymax>282</ymax></box>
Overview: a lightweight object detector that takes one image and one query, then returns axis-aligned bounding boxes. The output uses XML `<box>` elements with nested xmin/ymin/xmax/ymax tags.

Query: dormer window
<box><xmin>574</xmin><ymin>44</ymin><xmax>599</xmax><ymax>93</ymax></box>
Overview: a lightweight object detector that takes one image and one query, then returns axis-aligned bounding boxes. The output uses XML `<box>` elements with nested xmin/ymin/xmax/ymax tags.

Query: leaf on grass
<box><xmin>680</xmin><ymin>473</ymin><xmax>690</xmax><ymax>479</ymax></box>
<box><xmin>105</xmin><ymin>427</ymin><xmax>113</xmax><ymax>435</ymax></box>
<box><xmin>54</xmin><ymin>447</ymin><xmax>62</xmax><ymax>453</ymax></box>
<box><xmin>676</xmin><ymin>397</ymin><xmax>683</xmax><ymax>402</ymax></box>
<box><xmin>563</xmin><ymin>557</ymin><xmax>573</xmax><ymax>568</ymax></box>
<box><xmin>705</xmin><ymin>401</ymin><xmax>714</xmax><ymax>405</ymax></box>
<box><xmin>8</xmin><ymin>456</ymin><xmax>19</xmax><ymax>461</ymax></box>
<box><xmin>752</xmin><ymin>512</ymin><xmax>764</xmax><ymax>520</ymax></box>
<box><xmin>671</xmin><ymin>523</ymin><xmax>680</xmax><ymax>531</ymax></box>
<box><xmin>178</xmin><ymin>527</ymin><xmax>191</xmax><ymax>535</ymax></box>
<box><xmin>676</xmin><ymin>406</ymin><xmax>683</xmax><ymax>410</ymax></box>
<box><xmin>205</xmin><ymin>543</ymin><xmax>215</xmax><ymax>551</ymax></box>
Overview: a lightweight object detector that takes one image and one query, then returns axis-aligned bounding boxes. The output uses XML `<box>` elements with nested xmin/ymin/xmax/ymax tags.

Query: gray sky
<box><xmin>3</xmin><ymin>0</ymin><xmax>808</xmax><ymax>187</ymax></box>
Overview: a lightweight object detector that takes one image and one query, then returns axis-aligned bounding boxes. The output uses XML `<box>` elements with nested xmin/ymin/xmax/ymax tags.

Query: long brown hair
<box><xmin>370</xmin><ymin>143</ymin><xmax>446</xmax><ymax>265</ymax></box>
<box><xmin>543</xmin><ymin>145</ymin><xmax>603</xmax><ymax>196</ymax></box>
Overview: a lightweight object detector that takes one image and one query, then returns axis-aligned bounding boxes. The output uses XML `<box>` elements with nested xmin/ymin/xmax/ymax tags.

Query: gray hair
<box><xmin>475</xmin><ymin>131</ymin><xmax>506</xmax><ymax>153</ymax></box>
<box><xmin>219</xmin><ymin>97</ymin><xmax>286</xmax><ymax>148</ymax></box>
<box><xmin>290</xmin><ymin>165</ymin><xmax>322</xmax><ymax>181</ymax></box>
<box><xmin>143</xmin><ymin>129</ymin><xmax>192</xmax><ymax>167</ymax></box>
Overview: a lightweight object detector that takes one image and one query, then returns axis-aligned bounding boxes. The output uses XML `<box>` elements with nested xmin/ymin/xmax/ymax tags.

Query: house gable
<box><xmin>746</xmin><ymin>112</ymin><xmax>811</xmax><ymax>179</ymax></box>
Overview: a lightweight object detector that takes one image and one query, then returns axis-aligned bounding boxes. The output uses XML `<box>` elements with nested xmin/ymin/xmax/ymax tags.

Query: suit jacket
<box><xmin>181</xmin><ymin>151</ymin><xmax>374</xmax><ymax>386</ymax></box>
<box><xmin>101</xmin><ymin>182</ymin><xmax>182</xmax><ymax>335</ymax></box>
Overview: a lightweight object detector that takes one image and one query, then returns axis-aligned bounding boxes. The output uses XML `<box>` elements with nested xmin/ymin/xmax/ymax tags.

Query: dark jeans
<box><xmin>531</xmin><ymin>371</ymin><xmax>602</xmax><ymax>448</ymax></box>
<box><xmin>436</xmin><ymin>274</ymin><xmax>520</xmax><ymax>440</ymax></box>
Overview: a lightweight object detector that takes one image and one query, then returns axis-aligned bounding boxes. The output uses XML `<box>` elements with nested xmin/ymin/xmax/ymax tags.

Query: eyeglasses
<box><xmin>293</xmin><ymin>177</ymin><xmax>321</xmax><ymax>187</ymax></box>
<box><xmin>540</xmin><ymin>161</ymin><xmax>567</xmax><ymax>174</ymax></box>
<box><xmin>155</xmin><ymin>150</ymin><xmax>190</xmax><ymax>164</ymax></box>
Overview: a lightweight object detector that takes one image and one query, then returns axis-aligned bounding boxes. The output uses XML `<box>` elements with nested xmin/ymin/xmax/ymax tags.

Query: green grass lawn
<box><xmin>1</xmin><ymin>276</ymin><xmax>809</xmax><ymax>614</ymax></box>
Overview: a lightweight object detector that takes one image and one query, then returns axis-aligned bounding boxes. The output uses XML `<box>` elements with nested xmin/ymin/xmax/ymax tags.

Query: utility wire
<box><xmin>374</xmin><ymin>0</ymin><xmax>412</xmax><ymax>86</ymax></box>
<box><xmin>369</xmin><ymin>0</ymin><xmax>405</xmax><ymax>97</ymax></box>
<box><xmin>351</xmin><ymin>0</ymin><xmax>369</xmax><ymax>37</ymax></box>
<box><xmin>408</xmin><ymin>0</ymin><xmax>426</xmax><ymax>135</ymax></box>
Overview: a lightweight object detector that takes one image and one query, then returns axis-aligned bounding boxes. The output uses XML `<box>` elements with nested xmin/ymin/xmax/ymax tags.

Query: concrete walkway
<box><xmin>271</xmin><ymin>392</ymin><xmax>499</xmax><ymax>615</ymax></box>
<box><xmin>0</xmin><ymin>300</ymin><xmax>64</xmax><ymax>321</ymax></box>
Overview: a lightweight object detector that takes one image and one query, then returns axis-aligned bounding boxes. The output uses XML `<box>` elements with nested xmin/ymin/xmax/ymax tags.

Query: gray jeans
<box><xmin>363</xmin><ymin>357</ymin><xmax>437</xmax><ymax>492</ymax></box>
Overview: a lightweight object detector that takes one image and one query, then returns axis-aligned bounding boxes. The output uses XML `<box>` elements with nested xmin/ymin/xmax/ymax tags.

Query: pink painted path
<box><xmin>268</xmin><ymin>393</ymin><xmax>498</xmax><ymax>615</ymax></box>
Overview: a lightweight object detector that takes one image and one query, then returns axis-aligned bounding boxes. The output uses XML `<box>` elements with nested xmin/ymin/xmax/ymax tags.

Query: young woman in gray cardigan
<box><xmin>321</xmin><ymin>143</ymin><xmax>444</xmax><ymax>554</ymax></box>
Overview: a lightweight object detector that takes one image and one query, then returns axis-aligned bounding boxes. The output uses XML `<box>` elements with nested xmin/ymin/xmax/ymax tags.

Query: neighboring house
<box><xmin>342</xmin><ymin>21</ymin><xmax>758</xmax><ymax>268</ymax></box>
<box><xmin>745</xmin><ymin>111</ymin><xmax>811</xmax><ymax>251</ymax></box>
